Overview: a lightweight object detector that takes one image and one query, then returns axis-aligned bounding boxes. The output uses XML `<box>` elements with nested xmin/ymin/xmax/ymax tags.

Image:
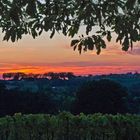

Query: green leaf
<box><xmin>68</xmin><ymin>26</ymin><xmax>78</xmax><ymax>38</ymax></box>
<box><xmin>73</xmin><ymin>44</ymin><xmax>77</xmax><ymax>51</ymax></box>
<box><xmin>116</xmin><ymin>33</ymin><xmax>124</xmax><ymax>43</ymax></box>
<box><xmin>126</xmin><ymin>0</ymin><xmax>136</xmax><ymax>10</ymax></box>
<box><xmin>107</xmin><ymin>31</ymin><xmax>112</xmax><ymax>42</ymax></box>
<box><xmin>3</xmin><ymin>31</ymin><xmax>11</xmax><ymax>41</ymax></box>
<box><xmin>11</xmin><ymin>31</ymin><xmax>16</xmax><ymax>42</ymax></box>
<box><xmin>130</xmin><ymin>29</ymin><xmax>138</xmax><ymax>42</ymax></box>
<box><xmin>39</xmin><ymin>29</ymin><xmax>43</xmax><ymax>35</ymax></box>
<box><xmin>62</xmin><ymin>26</ymin><xmax>67</xmax><ymax>36</ymax></box>
<box><xmin>50</xmin><ymin>28</ymin><xmax>55</xmax><ymax>38</ymax></box>
<box><xmin>86</xmin><ymin>25</ymin><xmax>92</xmax><ymax>35</ymax></box>
<box><xmin>96</xmin><ymin>47</ymin><xmax>101</xmax><ymax>55</ymax></box>
<box><xmin>100</xmin><ymin>39</ymin><xmax>106</xmax><ymax>49</ymax></box>
<box><xmin>17</xmin><ymin>29</ymin><xmax>22</xmax><ymax>40</ymax></box>
<box><xmin>26</xmin><ymin>1</ymin><xmax>37</xmax><ymax>17</ymax></box>
<box><xmin>87</xmin><ymin>37</ymin><xmax>94</xmax><ymax>50</ymax></box>
<box><xmin>31</xmin><ymin>29</ymin><xmax>37</xmax><ymax>39</ymax></box>
<box><xmin>96</xmin><ymin>31</ymin><xmax>102</xmax><ymax>34</ymax></box>
<box><xmin>102</xmin><ymin>32</ymin><xmax>107</xmax><ymax>36</ymax></box>
<box><xmin>78</xmin><ymin>42</ymin><xmax>82</xmax><ymax>54</ymax></box>
<box><xmin>122</xmin><ymin>37</ymin><xmax>129</xmax><ymax>51</ymax></box>
<box><xmin>9</xmin><ymin>6</ymin><xmax>20</xmax><ymax>25</ymax></box>
<box><xmin>137</xmin><ymin>35</ymin><xmax>140</xmax><ymax>41</ymax></box>
<box><xmin>71</xmin><ymin>39</ymin><xmax>79</xmax><ymax>47</ymax></box>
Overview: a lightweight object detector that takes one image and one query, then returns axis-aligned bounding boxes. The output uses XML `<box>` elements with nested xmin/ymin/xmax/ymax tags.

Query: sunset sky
<box><xmin>0</xmin><ymin>29</ymin><xmax>140</xmax><ymax>76</ymax></box>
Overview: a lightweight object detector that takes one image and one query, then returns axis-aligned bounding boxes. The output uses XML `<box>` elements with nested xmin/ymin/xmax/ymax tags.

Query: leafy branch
<box><xmin>0</xmin><ymin>0</ymin><xmax>140</xmax><ymax>54</ymax></box>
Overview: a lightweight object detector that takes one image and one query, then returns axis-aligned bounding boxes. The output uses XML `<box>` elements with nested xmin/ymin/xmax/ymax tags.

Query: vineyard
<box><xmin>0</xmin><ymin>112</ymin><xmax>140</xmax><ymax>140</ymax></box>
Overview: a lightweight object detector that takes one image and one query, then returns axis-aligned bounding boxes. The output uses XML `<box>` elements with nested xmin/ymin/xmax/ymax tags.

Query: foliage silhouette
<box><xmin>2</xmin><ymin>72</ymin><xmax>76</xmax><ymax>80</ymax></box>
<box><xmin>1</xmin><ymin>74</ymin><xmax>140</xmax><ymax>115</ymax></box>
<box><xmin>73</xmin><ymin>79</ymin><xmax>128</xmax><ymax>114</ymax></box>
<box><xmin>0</xmin><ymin>0</ymin><xmax>140</xmax><ymax>54</ymax></box>
<box><xmin>0</xmin><ymin>88</ymin><xmax>57</xmax><ymax>116</ymax></box>
<box><xmin>0</xmin><ymin>113</ymin><xmax>140</xmax><ymax>140</ymax></box>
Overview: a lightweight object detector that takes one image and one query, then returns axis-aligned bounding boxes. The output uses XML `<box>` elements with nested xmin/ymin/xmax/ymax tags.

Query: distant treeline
<box><xmin>2</xmin><ymin>72</ymin><xmax>76</xmax><ymax>80</ymax></box>
<box><xmin>0</xmin><ymin>112</ymin><xmax>140</xmax><ymax>140</ymax></box>
<box><xmin>2</xmin><ymin>72</ymin><xmax>140</xmax><ymax>81</ymax></box>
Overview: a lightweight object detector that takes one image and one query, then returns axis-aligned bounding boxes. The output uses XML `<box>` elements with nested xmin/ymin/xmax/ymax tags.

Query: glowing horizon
<box><xmin>0</xmin><ymin>32</ymin><xmax>140</xmax><ymax>75</ymax></box>
<box><xmin>0</xmin><ymin>63</ymin><xmax>140</xmax><ymax>76</ymax></box>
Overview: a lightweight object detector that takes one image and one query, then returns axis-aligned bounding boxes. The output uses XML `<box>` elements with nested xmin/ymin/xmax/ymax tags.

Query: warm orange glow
<box><xmin>0</xmin><ymin>33</ymin><xmax>140</xmax><ymax>76</ymax></box>
<box><xmin>0</xmin><ymin>65</ymin><xmax>140</xmax><ymax>76</ymax></box>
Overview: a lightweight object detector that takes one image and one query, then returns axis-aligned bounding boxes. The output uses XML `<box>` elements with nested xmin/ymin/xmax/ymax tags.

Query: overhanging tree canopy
<box><xmin>0</xmin><ymin>0</ymin><xmax>140</xmax><ymax>54</ymax></box>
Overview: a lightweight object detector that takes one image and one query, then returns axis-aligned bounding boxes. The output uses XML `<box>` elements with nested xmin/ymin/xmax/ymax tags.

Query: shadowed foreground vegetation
<box><xmin>1</xmin><ymin>73</ymin><xmax>140</xmax><ymax>116</ymax></box>
<box><xmin>0</xmin><ymin>74</ymin><xmax>140</xmax><ymax>139</ymax></box>
<box><xmin>0</xmin><ymin>112</ymin><xmax>140</xmax><ymax>140</ymax></box>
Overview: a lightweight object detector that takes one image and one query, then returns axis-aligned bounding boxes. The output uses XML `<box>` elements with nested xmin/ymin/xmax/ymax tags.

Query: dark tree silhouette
<box><xmin>2</xmin><ymin>72</ymin><xmax>26</xmax><ymax>80</ymax></box>
<box><xmin>73</xmin><ymin>79</ymin><xmax>128</xmax><ymax>114</ymax></box>
<box><xmin>0</xmin><ymin>89</ymin><xmax>57</xmax><ymax>116</ymax></box>
<box><xmin>0</xmin><ymin>0</ymin><xmax>140</xmax><ymax>54</ymax></box>
<box><xmin>0</xmin><ymin>82</ymin><xmax>6</xmax><ymax>93</ymax></box>
<box><xmin>2</xmin><ymin>72</ymin><xmax>76</xmax><ymax>80</ymax></box>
